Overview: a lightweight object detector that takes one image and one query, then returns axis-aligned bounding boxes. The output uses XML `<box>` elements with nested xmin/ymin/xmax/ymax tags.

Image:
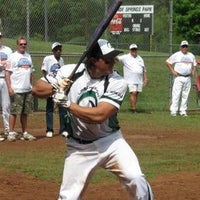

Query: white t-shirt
<box><xmin>166</xmin><ymin>51</ymin><xmax>197</xmax><ymax>75</ymax></box>
<box><xmin>0</xmin><ymin>45</ymin><xmax>12</xmax><ymax>77</ymax></box>
<box><xmin>6</xmin><ymin>51</ymin><xmax>34</xmax><ymax>93</ymax></box>
<box><xmin>41</xmin><ymin>55</ymin><xmax>64</xmax><ymax>78</ymax></box>
<box><xmin>118</xmin><ymin>53</ymin><xmax>146</xmax><ymax>84</ymax></box>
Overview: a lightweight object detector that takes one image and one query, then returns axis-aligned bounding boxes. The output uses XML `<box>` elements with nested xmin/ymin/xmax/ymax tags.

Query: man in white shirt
<box><xmin>5</xmin><ymin>36</ymin><xmax>36</xmax><ymax>141</ymax></box>
<box><xmin>41</xmin><ymin>42</ymin><xmax>68</xmax><ymax>138</ymax></box>
<box><xmin>117</xmin><ymin>44</ymin><xmax>147</xmax><ymax>113</ymax></box>
<box><xmin>166</xmin><ymin>40</ymin><xmax>197</xmax><ymax>116</ymax></box>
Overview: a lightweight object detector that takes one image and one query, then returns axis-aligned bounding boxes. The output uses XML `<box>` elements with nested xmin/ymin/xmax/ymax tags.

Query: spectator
<box><xmin>166</xmin><ymin>40</ymin><xmax>197</xmax><ymax>116</ymax></box>
<box><xmin>41</xmin><ymin>42</ymin><xmax>68</xmax><ymax>138</ymax></box>
<box><xmin>5</xmin><ymin>36</ymin><xmax>36</xmax><ymax>141</ymax></box>
<box><xmin>117</xmin><ymin>44</ymin><xmax>147</xmax><ymax>113</ymax></box>
<box><xmin>0</xmin><ymin>32</ymin><xmax>12</xmax><ymax>142</ymax></box>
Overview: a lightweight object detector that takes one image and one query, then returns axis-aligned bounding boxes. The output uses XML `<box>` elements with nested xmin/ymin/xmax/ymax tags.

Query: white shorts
<box><xmin>128</xmin><ymin>84</ymin><xmax>143</xmax><ymax>93</ymax></box>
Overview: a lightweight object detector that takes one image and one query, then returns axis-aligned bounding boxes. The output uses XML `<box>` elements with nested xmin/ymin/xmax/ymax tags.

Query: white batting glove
<box><xmin>58</xmin><ymin>78</ymin><xmax>73</xmax><ymax>90</ymax></box>
<box><xmin>51</xmin><ymin>78</ymin><xmax>73</xmax><ymax>108</ymax></box>
<box><xmin>52</xmin><ymin>88</ymin><xmax>71</xmax><ymax>108</ymax></box>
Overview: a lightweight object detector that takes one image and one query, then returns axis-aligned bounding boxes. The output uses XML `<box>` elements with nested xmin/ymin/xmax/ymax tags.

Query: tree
<box><xmin>174</xmin><ymin>0</ymin><xmax>200</xmax><ymax>43</ymax></box>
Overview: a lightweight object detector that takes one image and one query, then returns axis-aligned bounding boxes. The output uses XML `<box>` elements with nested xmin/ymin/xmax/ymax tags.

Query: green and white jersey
<box><xmin>56</xmin><ymin>64</ymin><xmax>128</xmax><ymax>140</ymax></box>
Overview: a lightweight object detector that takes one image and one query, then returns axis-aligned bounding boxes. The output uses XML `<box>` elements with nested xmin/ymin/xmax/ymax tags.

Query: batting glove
<box><xmin>58</xmin><ymin>78</ymin><xmax>73</xmax><ymax>90</ymax></box>
<box><xmin>52</xmin><ymin>87</ymin><xmax>71</xmax><ymax>108</ymax></box>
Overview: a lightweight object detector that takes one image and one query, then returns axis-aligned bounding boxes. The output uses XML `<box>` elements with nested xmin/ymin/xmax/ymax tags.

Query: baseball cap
<box><xmin>87</xmin><ymin>39</ymin><xmax>123</xmax><ymax>59</ymax></box>
<box><xmin>180</xmin><ymin>40</ymin><xmax>189</xmax><ymax>47</ymax></box>
<box><xmin>129</xmin><ymin>44</ymin><xmax>138</xmax><ymax>49</ymax></box>
<box><xmin>52</xmin><ymin>42</ymin><xmax>62</xmax><ymax>50</ymax></box>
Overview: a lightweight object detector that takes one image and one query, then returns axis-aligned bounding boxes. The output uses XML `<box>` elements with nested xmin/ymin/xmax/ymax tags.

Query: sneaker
<box><xmin>61</xmin><ymin>131</ymin><xmax>69</xmax><ymax>137</ymax></box>
<box><xmin>23</xmin><ymin>132</ymin><xmax>36</xmax><ymax>141</ymax></box>
<box><xmin>0</xmin><ymin>135</ymin><xmax>5</xmax><ymax>142</ymax></box>
<box><xmin>46</xmin><ymin>131</ymin><xmax>53</xmax><ymax>138</ymax></box>
<box><xmin>129</xmin><ymin>109</ymin><xmax>138</xmax><ymax>114</ymax></box>
<box><xmin>7</xmin><ymin>131</ymin><xmax>18</xmax><ymax>142</ymax></box>
<box><xmin>180</xmin><ymin>113</ymin><xmax>188</xmax><ymax>117</ymax></box>
<box><xmin>170</xmin><ymin>113</ymin><xmax>177</xmax><ymax>117</ymax></box>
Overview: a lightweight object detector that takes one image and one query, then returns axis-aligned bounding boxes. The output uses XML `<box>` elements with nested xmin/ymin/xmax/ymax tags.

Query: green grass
<box><xmin>0</xmin><ymin>39</ymin><xmax>200</xmax><ymax>185</ymax></box>
<box><xmin>0</xmin><ymin>111</ymin><xmax>200</xmax><ymax>185</ymax></box>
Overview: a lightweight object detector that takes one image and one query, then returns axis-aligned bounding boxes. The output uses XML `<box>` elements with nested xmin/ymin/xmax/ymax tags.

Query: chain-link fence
<box><xmin>0</xmin><ymin>0</ymin><xmax>173</xmax><ymax>53</ymax></box>
<box><xmin>1</xmin><ymin>0</ymin><xmax>199</xmax><ymax>111</ymax></box>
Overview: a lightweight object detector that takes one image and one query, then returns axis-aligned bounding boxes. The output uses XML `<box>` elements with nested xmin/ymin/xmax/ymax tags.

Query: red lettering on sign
<box><xmin>109</xmin><ymin>13</ymin><xmax>123</xmax><ymax>33</ymax></box>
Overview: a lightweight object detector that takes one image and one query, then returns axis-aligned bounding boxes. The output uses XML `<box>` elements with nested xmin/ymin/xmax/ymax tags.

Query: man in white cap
<box><xmin>166</xmin><ymin>40</ymin><xmax>197</xmax><ymax>116</ymax></box>
<box><xmin>41</xmin><ymin>42</ymin><xmax>68</xmax><ymax>138</ymax></box>
<box><xmin>0</xmin><ymin>32</ymin><xmax>12</xmax><ymax>141</ymax></box>
<box><xmin>32</xmin><ymin>39</ymin><xmax>153</xmax><ymax>200</ymax></box>
<box><xmin>117</xmin><ymin>43</ymin><xmax>147</xmax><ymax>113</ymax></box>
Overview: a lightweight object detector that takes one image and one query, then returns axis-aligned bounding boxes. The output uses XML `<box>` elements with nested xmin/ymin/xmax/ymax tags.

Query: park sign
<box><xmin>109</xmin><ymin>5</ymin><xmax>154</xmax><ymax>35</ymax></box>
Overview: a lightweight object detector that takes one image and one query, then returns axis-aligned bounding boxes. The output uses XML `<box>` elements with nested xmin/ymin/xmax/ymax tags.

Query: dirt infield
<box><xmin>0</xmin><ymin>113</ymin><xmax>200</xmax><ymax>200</ymax></box>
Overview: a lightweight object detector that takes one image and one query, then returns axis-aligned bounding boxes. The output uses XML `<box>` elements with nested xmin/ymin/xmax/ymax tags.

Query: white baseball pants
<box><xmin>170</xmin><ymin>76</ymin><xmax>191</xmax><ymax>115</ymax></box>
<box><xmin>0</xmin><ymin>78</ymin><xmax>10</xmax><ymax>132</ymax></box>
<box><xmin>58</xmin><ymin>132</ymin><xmax>153</xmax><ymax>200</ymax></box>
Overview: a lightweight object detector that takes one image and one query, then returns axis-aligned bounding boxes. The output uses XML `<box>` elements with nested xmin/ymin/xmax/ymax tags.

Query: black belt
<box><xmin>0</xmin><ymin>77</ymin><xmax>5</xmax><ymax>78</ymax></box>
<box><xmin>68</xmin><ymin>135</ymin><xmax>96</xmax><ymax>144</ymax></box>
<box><xmin>178</xmin><ymin>73</ymin><xmax>191</xmax><ymax>77</ymax></box>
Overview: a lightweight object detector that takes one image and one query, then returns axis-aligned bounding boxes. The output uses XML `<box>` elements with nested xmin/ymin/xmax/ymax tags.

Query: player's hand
<box><xmin>0</xmin><ymin>62</ymin><xmax>6</xmax><ymax>70</ymax></box>
<box><xmin>58</xmin><ymin>78</ymin><xmax>73</xmax><ymax>90</ymax></box>
<box><xmin>52</xmin><ymin>87</ymin><xmax>71</xmax><ymax>108</ymax></box>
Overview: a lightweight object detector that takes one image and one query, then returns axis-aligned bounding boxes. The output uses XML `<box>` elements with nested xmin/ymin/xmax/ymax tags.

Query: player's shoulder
<box><xmin>9</xmin><ymin>50</ymin><xmax>18</xmax><ymax>58</ymax></box>
<box><xmin>58</xmin><ymin>63</ymin><xmax>85</xmax><ymax>77</ymax></box>
<box><xmin>107</xmin><ymin>71</ymin><xmax>128</xmax><ymax>93</ymax></box>
<box><xmin>44</xmin><ymin>54</ymin><xmax>54</xmax><ymax>60</ymax></box>
<box><xmin>2</xmin><ymin>45</ymin><xmax>12</xmax><ymax>51</ymax></box>
<box><xmin>110</xmin><ymin>71</ymin><xmax>127</xmax><ymax>85</ymax></box>
<box><xmin>187</xmin><ymin>51</ymin><xmax>195</xmax><ymax>57</ymax></box>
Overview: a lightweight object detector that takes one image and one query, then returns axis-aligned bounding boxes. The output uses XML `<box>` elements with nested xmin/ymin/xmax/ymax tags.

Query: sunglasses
<box><xmin>181</xmin><ymin>45</ymin><xmax>188</xmax><ymax>48</ymax></box>
<box><xmin>130</xmin><ymin>48</ymin><xmax>137</xmax><ymax>50</ymax></box>
<box><xmin>19</xmin><ymin>43</ymin><xmax>27</xmax><ymax>46</ymax></box>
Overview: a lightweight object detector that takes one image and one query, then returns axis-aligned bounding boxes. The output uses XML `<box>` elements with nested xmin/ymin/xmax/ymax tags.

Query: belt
<box><xmin>0</xmin><ymin>77</ymin><xmax>5</xmax><ymax>78</ymax></box>
<box><xmin>178</xmin><ymin>73</ymin><xmax>191</xmax><ymax>77</ymax></box>
<box><xmin>68</xmin><ymin>135</ymin><xmax>96</xmax><ymax>144</ymax></box>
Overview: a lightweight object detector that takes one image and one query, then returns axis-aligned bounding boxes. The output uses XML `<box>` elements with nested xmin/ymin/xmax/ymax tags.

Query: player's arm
<box><xmin>5</xmin><ymin>70</ymin><xmax>15</xmax><ymax>96</ymax></box>
<box><xmin>68</xmin><ymin>102</ymin><xmax>118</xmax><ymax>123</ymax></box>
<box><xmin>166</xmin><ymin>61</ymin><xmax>178</xmax><ymax>76</ymax></box>
<box><xmin>143</xmin><ymin>71</ymin><xmax>148</xmax><ymax>86</ymax></box>
<box><xmin>32</xmin><ymin>79</ymin><xmax>54</xmax><ymax>98</ymax></box>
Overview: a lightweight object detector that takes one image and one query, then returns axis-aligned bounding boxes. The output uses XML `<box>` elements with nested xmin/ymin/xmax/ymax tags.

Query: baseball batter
<box><xmin>166</xmin><ymin>40</ymin><xmax>197</xmax><ymax>116</ymax></box>
<box><xmin>32</xmin><ymin>39</ymin><xmax>153</xmax><ymax>200</ymax></box>
<box><xmin>0</xmin><ymin>32</ymin><xmax>12</xmax><ymax>141</ymax></box>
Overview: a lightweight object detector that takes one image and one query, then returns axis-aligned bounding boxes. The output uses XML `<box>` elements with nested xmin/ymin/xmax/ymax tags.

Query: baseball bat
<box><xmin>68</xmin><ymin>0</ymin><xmax>122</xmax><ymax>80</ymax></box>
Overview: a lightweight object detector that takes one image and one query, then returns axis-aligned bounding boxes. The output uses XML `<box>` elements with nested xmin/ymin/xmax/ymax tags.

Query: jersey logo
<box><xmin>49</xmin><ymin>63</ymin><xmax>60</xmax><ymax>77</ymax></box>
<box><xmin>0</xmin><ymin>52</ymin><xmax>8</xmax><ymax>61</ymax></box>
<box><xmin>77</xmin><ymin>90</ymin><xmax>98</xmax><ymax>107</ymax></box>
<box><xmin>18</xmin><ymin>58</ymin><xmax>31</xmax><ymax>69</ymax></box>
<box><xmin>180</xmin><ymin>56</ymin><xmax>192</xmax><ymax>64</ymax></box>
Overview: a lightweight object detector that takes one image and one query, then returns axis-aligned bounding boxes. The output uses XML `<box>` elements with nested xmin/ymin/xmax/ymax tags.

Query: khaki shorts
<box><xmin>128</xmin><ymin>84</ymin><xmax>143</xmax><ymax>93</ymax></box>
<box><xmin>10</xmin><ymin>92</ymin><xmax>33</xmax><ymax>114</ymax></box>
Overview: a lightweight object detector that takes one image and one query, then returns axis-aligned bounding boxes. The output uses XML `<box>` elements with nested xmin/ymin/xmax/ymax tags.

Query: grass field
<box><xmin>0</xmin><ymin>39</ymin><xmax>200</xmax><ymax>199</ymax></box>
